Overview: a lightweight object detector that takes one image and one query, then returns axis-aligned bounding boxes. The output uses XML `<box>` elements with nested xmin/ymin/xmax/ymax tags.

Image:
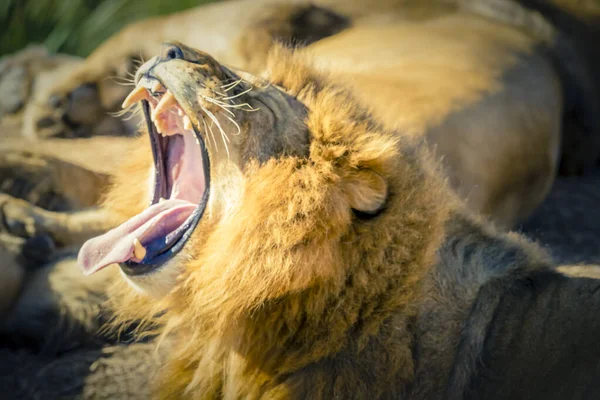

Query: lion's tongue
<box><xmin>78</xmin><ymin>199</ymin><xmax>195</xmax><ymax>276</ymax></box>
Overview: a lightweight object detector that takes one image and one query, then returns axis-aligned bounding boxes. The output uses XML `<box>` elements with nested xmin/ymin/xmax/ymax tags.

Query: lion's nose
<box><xmin>162</xmin><ymin>44</ymin><xmax>185</xmax><ymax>61</ymax></box>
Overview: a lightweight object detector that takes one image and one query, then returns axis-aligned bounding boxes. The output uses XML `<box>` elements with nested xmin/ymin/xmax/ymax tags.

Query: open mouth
<box><xmin>78</xmin><ymin>83</ymin><xmax>210</xmax><ymax>276</ymax></box>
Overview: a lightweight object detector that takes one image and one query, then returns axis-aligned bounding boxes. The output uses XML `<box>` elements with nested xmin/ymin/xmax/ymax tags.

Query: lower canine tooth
<box><xmin>183</xmin><ymin>115</ymin><xmax>192</xmax><ymax>130</ymax></box>
<box><xmin>133</xmin><ymin>238</ymin><xmax>147</xmax><ymax>260</ymax></box>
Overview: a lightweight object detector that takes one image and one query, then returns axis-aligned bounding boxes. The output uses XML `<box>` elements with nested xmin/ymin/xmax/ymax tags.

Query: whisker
<box><xmin>221</xmin><ymin>86</ymin><xmax>253</xmax><ymax>101</ymax></box>
<box><xmin>109</xmin><ymin>105</ymin><xmax>134</xmax><ymax>118</ymax></box>
<box><xmin>122</xmin><ymin>110</ymin><xmax>143</xmax><ymax>121</ymax></box>
<box><xmin>204</xmin><ymin>108</ymin><xmax>231</xmax><ymax>158</ymax></box>
<box><xmin>215</xmin><ymin>78</ymin><xmax>236</xmax><ymax>93</ymax></box>
<box><xmin>221</xmin><ymin>78</ymin><xmax>243</xmax><ymax>91</ymax></box>
<box><xmin>104</xmin><ymin>75</ymin><xmax>136</xmax><ymax>86</ymax></box>
<box><xmin>211</xmin><ymin>89</ymin><xmax>227</xmax><ymax>98</ymax></box>
<box><xmin>206</xmin><ymin>117</ymin><xmax>218</xmax><ymax>150</ymax></box>
<box><xmin>201</xmin><ymin>110</ymin><xmax>218</xmax><ymax>151</ymax></box>
<box><xmin>206</xmin><ymin>109</ymin><xmax>230</xmax><ymax>144</ymax></box>
<box><xmin>204</xmin><ymin>96</ymin><xmax>258</xmax><ymax>112</ymax></box>
<box><xmin>116</xmin><ymin>73</ymin><xmax>136</xmax><ymax>81</ymax></box>
<box><xmin>112</xmin><ymin>78</ymin><xmax>137</xmax><ymax>87</ymax></box>
<box><xmin>240</xmin><ymin>104</ymin><xmax>259</xmax><ymax>112</ymax></box>
<box><xmin>223</xmin><ymin>114</ymin><xmax>241</xmax><ymax>136</ymax></box>
<box><xmin>109</xmin><ymin>109</ymin><xmax>129</xmax><ymax>118</ymax></box>
<box><xmin>202</xmin><ymin>97</ymin><xmax>235</xmax><ymax>117</ymax></box>
<box><xmin>222</xmin><ymin>102</ymin><xmax>259</xmax><ymax>112</ymax></box>
<box><xmin>109</xmin><ymin>104</ymin><xmax>144</xmax><ymax>121</ymax></box>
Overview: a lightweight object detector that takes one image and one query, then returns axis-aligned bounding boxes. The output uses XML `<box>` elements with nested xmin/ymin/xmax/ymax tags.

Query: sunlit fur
<box><xmin>18</xmin><ymin>0</ymin><xmax>598</xmax><ymax>229</ymax></box>
<box><xmin>98</xmin><ymin>46</ymin><xmax>464</xmax><ymax>398</ymax></box>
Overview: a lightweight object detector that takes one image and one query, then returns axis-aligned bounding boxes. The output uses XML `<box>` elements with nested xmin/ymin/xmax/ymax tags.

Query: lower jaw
<box><xmin>119</xmin><ymin>260</ymin><xmax>182</xmax><ymax>297</ymax></box>
<box><xmin>119</xmin><ymin>102</ymin><xmax>212</xmax><ymax>277</ymax></box>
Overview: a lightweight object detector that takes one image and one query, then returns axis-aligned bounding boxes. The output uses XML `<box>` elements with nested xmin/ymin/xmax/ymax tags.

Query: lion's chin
<box><xmin>119</xmin><ymin>252</ymin><xmax>186</xmax><ymax>298</ymax></box>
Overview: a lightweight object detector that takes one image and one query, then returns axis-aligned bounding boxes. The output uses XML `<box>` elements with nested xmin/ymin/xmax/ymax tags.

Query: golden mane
<box><xmin>105</xmin><ymin>46</ymin><xmax>458</xmax><ymax>398</ymax></box>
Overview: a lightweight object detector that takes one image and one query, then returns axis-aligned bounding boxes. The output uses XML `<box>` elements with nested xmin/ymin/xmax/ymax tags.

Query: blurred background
<box><xmin>2</xmin><ymin>0</ymin><xmax>600</xmax><ymax>58</ymax></box>
<box><xmin>0</xmin><ymin>0</ymin><xmax>216</xmax><ymax>57</ymax></box>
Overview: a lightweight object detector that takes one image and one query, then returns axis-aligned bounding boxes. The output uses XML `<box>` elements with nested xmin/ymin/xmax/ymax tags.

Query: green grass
<box><xmin>0</xmin><ymin>0</ymin><xmax>216</xmax><ymax>57</ymax></box>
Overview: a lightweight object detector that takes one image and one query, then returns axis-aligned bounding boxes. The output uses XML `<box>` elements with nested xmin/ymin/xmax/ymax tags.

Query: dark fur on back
<box><xmin>460</xmin><ymin>268</ymin><xmax>600</xmax><ymax>399</ymax></box>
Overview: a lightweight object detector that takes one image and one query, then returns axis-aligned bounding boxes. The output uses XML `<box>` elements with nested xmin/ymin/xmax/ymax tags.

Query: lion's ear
<box><xmin>343</xmin><ymin>170</ymin><xmax>388</xmax><ymax>216</ymax></box>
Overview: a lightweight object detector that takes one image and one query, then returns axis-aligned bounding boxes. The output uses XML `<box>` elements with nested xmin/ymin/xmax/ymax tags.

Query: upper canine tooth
<box><xmin>152</xmin><ymin>91</ymin><xmax>177</xmax><ymax>120</ymax></box>
<box><xmin>183</xmin><ymin>115</ymin><xmax>192</xmax><ymax>130</ymax></box>
<box><xmin>122</xmin><ymin>86</ymin><xmax>149</xmax><ymax>108</ymax></box>
<box><xmin>132</xmin><ymin>238</ymin><xmax>147</xmax><ymax>261</ymax></box>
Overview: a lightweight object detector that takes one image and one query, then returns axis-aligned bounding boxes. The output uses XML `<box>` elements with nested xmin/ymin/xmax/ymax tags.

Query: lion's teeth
<box><xmin>177</xmin><ymin>108</ymin><xmax>184</xmax><ymax>117</ymax></box>
<box><xmin>152</xmin><ymin>81</ymin><xmax>164</xmax><ymax>93</ymax></box>
<box><xmin>132</xmin><ymin>238</ymin><xmax>147</xmax><ymax>261</ymax></box>
<box><xmin>152</xmin><ymin>91</ymin><xmax>177</xmax><ymax>120</ymax></box>
<box><xmin>122</xmin><ymin>86</ymin><xmax>148</xmax><ymax>108</ymax></box>
<box><xmin>183</xmin><ymin>115</ymin><xmax>192</xmax><ymax>130</ymax></box>
<box><xmin>159</xmin><ymin>197</ymin><xmax>166</xmax><ymax>203</ymax></box>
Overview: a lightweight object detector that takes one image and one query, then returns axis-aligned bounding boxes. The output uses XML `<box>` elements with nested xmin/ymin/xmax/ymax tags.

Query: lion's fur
<box><xmin>97</xmin><ymin>46</ymin><xmax>460</xmax><ymax>398</ymax></box>
<box><xmin>95</xmin><ymin>45</ymin><xmax>571</xmax><ymax>397</ymax></box>
<box><xmin>6</xmin><ymin>0</ymin><xmax>597</xmax><ymax>228</ymax></box>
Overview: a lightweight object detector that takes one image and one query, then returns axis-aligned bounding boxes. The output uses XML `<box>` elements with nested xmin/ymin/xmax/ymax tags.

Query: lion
<box><xmin>70</xmin><ymin>41</ymin><xmax>600</xmax><ymax>399</ymax></box>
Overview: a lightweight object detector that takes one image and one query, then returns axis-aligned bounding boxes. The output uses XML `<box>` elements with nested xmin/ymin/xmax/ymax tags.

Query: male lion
<box><xmin>71</xmin><ymin>42</ymin><xmax>600</xmax><ymax>399</ymax></box>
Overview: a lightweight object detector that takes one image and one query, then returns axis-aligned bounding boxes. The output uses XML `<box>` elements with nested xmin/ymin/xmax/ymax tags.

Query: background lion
<box><xmin>2</xmin><ymin>0</ymin><xmax>599</xmax><ymax>173</ymax></box>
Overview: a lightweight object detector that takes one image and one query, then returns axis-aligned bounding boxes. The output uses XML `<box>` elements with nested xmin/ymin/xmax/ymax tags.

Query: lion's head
<box><xmin>78</xmin><ymin>42</ymin><xmax>454</xmax><ymax>397</ymax></box>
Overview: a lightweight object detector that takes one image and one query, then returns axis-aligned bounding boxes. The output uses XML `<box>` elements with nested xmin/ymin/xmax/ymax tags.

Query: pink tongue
<box><xmin>78</xmin><ymin>199</ymin><xmax>196</xmax><ymax>276</ymax></box>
